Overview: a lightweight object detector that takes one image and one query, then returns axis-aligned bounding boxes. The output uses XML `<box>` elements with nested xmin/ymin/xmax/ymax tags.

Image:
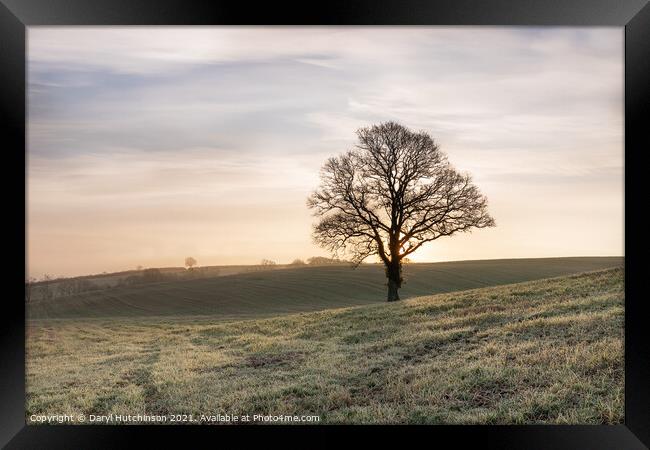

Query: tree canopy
<box><xmin>308</xmin><ymin>122</ymin><xmax>495</xmax><ymax>300</ymax></box>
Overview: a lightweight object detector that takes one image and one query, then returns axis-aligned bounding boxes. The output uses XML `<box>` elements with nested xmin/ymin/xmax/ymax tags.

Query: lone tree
<box><xmin>185</xmin><ymin>256</ymin><xmax>197</xmax><ymax>269</ymax></box>
<box><xmin>308</xmin><ymin>122</ymin><xmax>495</xmax><ymax>302</ymax></box>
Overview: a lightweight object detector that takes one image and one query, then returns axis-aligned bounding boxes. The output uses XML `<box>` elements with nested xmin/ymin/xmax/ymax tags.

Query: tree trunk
<box><xmin>386</xmin><ymin>260</ymin><xmax>402</xmax><ymax>302</ymax></box>
<box><xmin>387</xmin><ymin>277</ymin><xmax>400</xmax><ymax>302</ymax></box>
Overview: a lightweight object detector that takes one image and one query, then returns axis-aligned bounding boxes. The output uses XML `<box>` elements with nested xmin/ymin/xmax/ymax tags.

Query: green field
<box><xmin>26</xmin><ymin>264</ymin><xmax>624</xmax><ymax>424</ymax></box>
<box><xmin>28</xmin><ymin>257</ymin><xmax>623</xmax><ymax>320</ymax></box>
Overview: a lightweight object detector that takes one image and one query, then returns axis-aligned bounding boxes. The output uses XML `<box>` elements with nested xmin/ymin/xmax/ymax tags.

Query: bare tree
<box><xmin>261</xmin><ymin>259</ymin><xmax>277</xmax><ymax>266</ymax></box>
<box><xmin>290</xmin><ymin>258</ymin><xmax>306</xmax><ymax>265</ymax></box>
<box><xmin>185</xmin><ymin>257</ymin><xmax>197</xmax><ymax>269</ymax></box>
<box><xmin>308</xmin><ymin>122</ymin><xmax>495</xmax><ymax>301</ymax></box>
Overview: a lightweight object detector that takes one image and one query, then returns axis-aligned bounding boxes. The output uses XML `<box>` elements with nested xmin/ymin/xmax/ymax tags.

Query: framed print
<box><xmin>2</xmin><ymin>0</ymin><xmax>649</xmax><ymax>448</ymax></box>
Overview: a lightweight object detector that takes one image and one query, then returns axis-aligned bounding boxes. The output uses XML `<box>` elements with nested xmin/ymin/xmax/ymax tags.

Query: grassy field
<box><xmin>26</xmin><ymin>267</ymin><xmax>624</xmax><ymax>424</ymax></box>
<box><xmin>28</xmin><ymin>257</ymin><xmax>622</xmax><ymax>320</ymax></box>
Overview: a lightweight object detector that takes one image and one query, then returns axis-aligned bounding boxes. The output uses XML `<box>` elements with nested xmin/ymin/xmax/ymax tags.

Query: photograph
<box><xmin>25</xmin><ymin>26</ymin><xmax>624</xmax><ymax>425</ymax></box>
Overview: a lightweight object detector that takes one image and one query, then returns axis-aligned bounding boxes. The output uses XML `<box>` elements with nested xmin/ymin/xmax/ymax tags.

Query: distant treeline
<box><xmin>26</xmin><ymin>256</ymin><xmax>352</xmax><ymax>301</ymax></box>
<box><xmin>297</xmin><ymin>257</ymin><xmax>350</xmax><ymax>265</ymax></box>
<box><xmin>264</xmin><ymin>257</ymin><xmax>350</xmax><ymax>266</ymax></box>
<box><xmin>28</xmin><ymin>268</ymin><xmax>211</xmax><ymax>301</ymax></box>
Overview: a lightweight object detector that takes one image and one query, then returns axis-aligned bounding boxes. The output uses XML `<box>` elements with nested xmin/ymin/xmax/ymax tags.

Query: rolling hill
<box><xmin>26</xmin><ymin>268</ymin><xmax>624</xmax><ymax>424</ymax></box>
<box><xmin>28</xmin><ymin>257</ymin><xmax>623</xmax><ymax>320</ymax></box>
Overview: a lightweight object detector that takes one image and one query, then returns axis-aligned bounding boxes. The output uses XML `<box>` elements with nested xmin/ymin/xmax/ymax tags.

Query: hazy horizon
<box><xmin>27</xmin><ymin>27</ymin><xmax>624</xmax><ymax>279</ymax></box>
<box><xmin>29</xmin><ymin>256</ymin><xmax>627</xmax><ymax>280</ymax></box>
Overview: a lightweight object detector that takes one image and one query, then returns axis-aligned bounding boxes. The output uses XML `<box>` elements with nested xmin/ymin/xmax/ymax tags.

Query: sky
<box><xmin>27</xmin><ymin>27</ymin><xmax>624</xmax><ymax>278</ymax></box>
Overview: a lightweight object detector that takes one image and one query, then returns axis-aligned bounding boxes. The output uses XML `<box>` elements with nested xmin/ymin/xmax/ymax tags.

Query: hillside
<box><xmin>28</xmin><ymin>257</ymin><xmax>622</xmax><ymax>320</ymax></box>
<box><xmin>26</xmin><ymin>268</ymin><xmax>624</xmax><ymax>424</ymax></box>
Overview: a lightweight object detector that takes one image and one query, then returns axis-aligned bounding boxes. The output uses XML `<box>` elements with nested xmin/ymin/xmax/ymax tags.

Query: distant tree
<box><xmin>185</xmin><ymin>257</ymin><xmax>197</xmax><ymax>269</ymax></box>
<box><xmin>290</xmin><ymin>258</ymin><xmax>306</xmax><ymax>265</ymax></box>
<box><xmin>308</xmin><ymin>122</ymin><xmax>495</xmax><ymax>302</ymax></box>
<box><xmin>136</xmin><ymin>265</ymin><xmax>143</xmax><ymax>271</ymax></box>
<box><xmin>261</xmin><ymin>259</ymin><xmax>277</xmax><ymax>266</ymax></box>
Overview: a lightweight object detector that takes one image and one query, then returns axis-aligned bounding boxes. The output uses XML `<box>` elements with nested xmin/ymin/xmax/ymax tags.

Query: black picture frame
<box><xmin>2</xmin><ymin>0</ymin><xmax>648</xmax><ymax>447</ymax></box>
